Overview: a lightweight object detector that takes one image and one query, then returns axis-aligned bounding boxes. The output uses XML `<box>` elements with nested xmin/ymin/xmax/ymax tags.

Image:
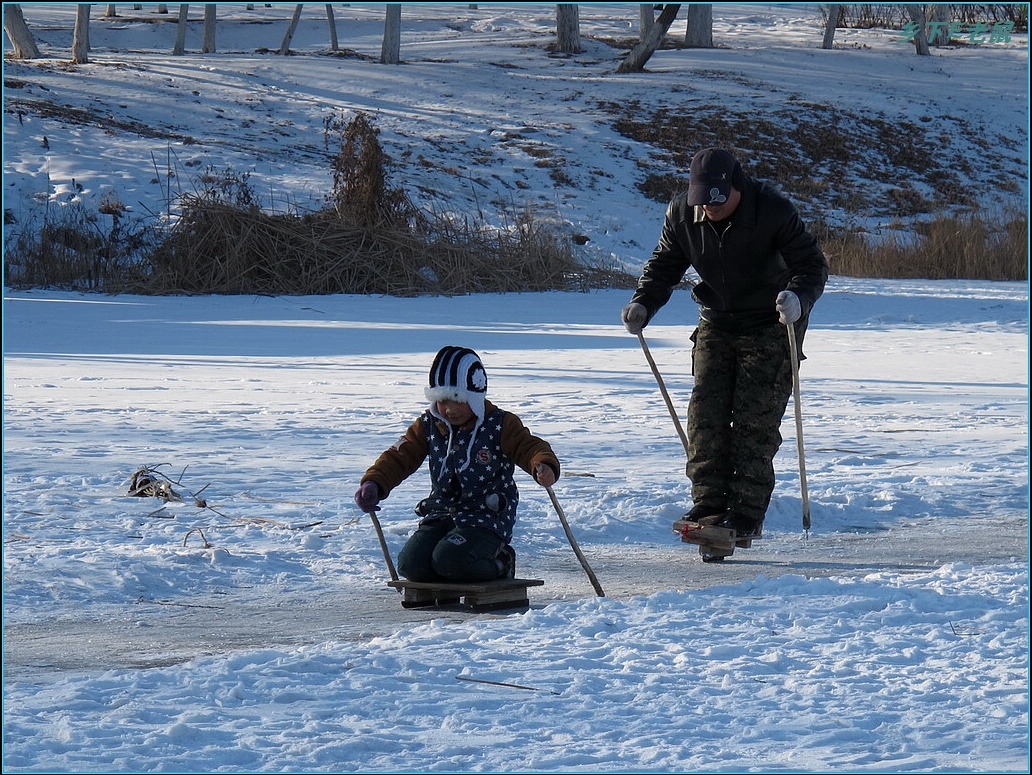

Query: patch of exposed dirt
<box><xmin>5</xmin><ymin>95</ymin><xmax>185</xmax><ymax>140</ymax></box>
<box><xmin>601</xmin><ymin>97</ymin><xmax>1025</xmax><ymax>224</ymax></box>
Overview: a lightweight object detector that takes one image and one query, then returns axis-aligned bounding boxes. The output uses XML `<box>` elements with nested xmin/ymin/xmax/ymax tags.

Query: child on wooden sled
<box><xmin>355</xmin><ymin>346</ymin><xmax>560</xmax><ymax>583</ymax></box>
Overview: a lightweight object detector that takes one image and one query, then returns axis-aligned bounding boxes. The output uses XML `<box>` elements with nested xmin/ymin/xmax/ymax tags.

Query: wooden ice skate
<box><xmin>387</xmin><ymin>578</ymin><xmax>544</xmax><ymax>612</ymax></box>
<box><xmin>672</xmin><ymin>518</ymin><xmax>758</xmax><ymax>563</ymax></box>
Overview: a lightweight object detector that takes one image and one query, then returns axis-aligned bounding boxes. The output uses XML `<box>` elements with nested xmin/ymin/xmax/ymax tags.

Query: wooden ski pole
<box><xmin>367</xmin><ymin>511</ymin><xmax>400</xmax><ymax>582</ymax></box>
<box><xmin>545</xmin><ymin>485</ymin><xmax>605</xmax><ymax>597</ymax></box>
<box><xmin>637</xmin><ymin>332</ymin><xmax>691</xmax><ymax>458</ymax></box>
<box><xmin>786</xmin><ymin>323</ymin><xmax>811</xmax><ymax>533</ymax></box>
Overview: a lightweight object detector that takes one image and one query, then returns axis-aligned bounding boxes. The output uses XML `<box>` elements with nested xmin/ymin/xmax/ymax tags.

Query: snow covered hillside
<box><xmin>3</xmin><ymin>3</ymin><xmax>1028</xmax><ymax>272</ymax></box>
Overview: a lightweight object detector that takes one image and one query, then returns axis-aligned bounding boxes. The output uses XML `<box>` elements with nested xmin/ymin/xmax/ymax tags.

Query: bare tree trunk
<box><xmin>157</xmin><ymin>4</ymin><xmax>168</xmax><ymax>12</ymax></box>
<box><xmin>905</xmin><ymin>4</ymin><xmax>930</xmax><ymax>55</ymax></box>
<box><xmin>72</xmin><ymin>4</ymin><xmax>91</xmax><ymax>64</ymax></box>
<box><xmin>201</xmin><ymin>3</ymin><xmax>216</xmax><ymax>53</ymax></box>
<box><xmin>555</xmin><ymin>4</ymin><xmax>581</xmax><ymax>54</ymax></box>
<box><xmin>684</xmin><ymin>4</ymin><xmax>712</xmax><ymax>47</ymax></box>
<box><xmin>639</xmin><ymin>4</ymin><xmax>655</xmax><ymax>37</ymax></box>
<box><xmin>173</xmin><ymin>4</ymin><xmax>188</xmax><ymax>54</ymax></box>
<box><xmin>617</xmin><ymin>4</ymin><xmax>680</xmax><ymax>73</ymax></box>
<box><xmin>822</xmin><ymin>4</ymin><xmax>840</xmax><ymax>49</ymax></box>
<box><xmin>279</xmin><ymin>3</ymin><xmax>303</xmax><ymax>54</ymax></box>
<box><xmin>381</xmin><ymin>4</ymin><xmax>400</xmax><ymax>64</ymax></box>
<box><xmin>104</xmin><ymin>5</ymin><xmax>117</xmax><ymax>16</ymax></box>
<box><xmin>326</xmin><ymin>4</ymin><xmax>338</xmax><ymax>51</ymax></box>
<box><xmin>3</xmin><ymin>4</ymin><xmax>42</xmax><ymax>59</ymax></box>
<box><xmin>928</xmin><ymin>3</ymin><xmax>950</xmax><ymax>46</ymax></box>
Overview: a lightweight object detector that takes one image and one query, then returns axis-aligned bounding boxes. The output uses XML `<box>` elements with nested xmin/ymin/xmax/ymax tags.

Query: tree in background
<box><xmin>617</xmin><ymin>4</ymin><xmax>680</xmax><ymax>73</ymax></box>
<box><xmin>555</xmin><ymin>5</ymin><xmax>582</xmax><ymax>54</ymax></box>
<box><xmin>2</xmin><ymin>4</ymin><xmax>41</xmax><ymax>58</ymax></box>
<box><xmin>822</xmin><ymin>4</ymin><xmax>841</xmax><ymax>49</ymax></box>
<box><xmin>201</xmin><ymin>4</ymin><xmax>216</xmax><ymax>53</ymax></box>
<box><xmin>279</xmin><ymin>4</ymin><xmax>303</xmax><ymax>55</ymax></box>
<box><xmin>326</xmin><ymin>3</ymin><xmax>339</xmax><ymax>52</ymax></box>
<box><xmin>72</xmin><ymin>4</ymin><xmax>90</xmax><ymax>64</ymax></box>
<box><xmin>684</xmin><ymin>4</ymin><xmax>713</xmax><ymax>47</ymax></box>
<box><xmin>927</xmin><ymin>4</ymin><xmax>951</xmax><ymax>46</ymax></box>
<box><xmin>173</xmin><ymin>4</ymin><xmax>188</xmax><ymax>55</ymax></box>
<box><xmin>381</xmin><ymin>5</ymin><xmax>401</xmax><ymax>64</ymax></box>
<box><xmin>905</xmin><ymin>4</ymin><xmax>931</xmax><ymax>55</ymax></box>
<box><xmin>639</xmin><ymin>4</ymin><xmax>655</xmax><ymax>36</ymax></box>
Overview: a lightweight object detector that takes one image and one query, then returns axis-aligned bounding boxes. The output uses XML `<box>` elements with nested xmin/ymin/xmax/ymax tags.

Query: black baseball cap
<box><xmin>686</xmin><ymin>148</ymin><xmax>740</xmax><ymax>206</ymax></box>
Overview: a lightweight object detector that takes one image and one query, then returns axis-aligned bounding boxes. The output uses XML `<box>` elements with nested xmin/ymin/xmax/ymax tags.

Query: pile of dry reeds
<box><xmin>125</xmin><ymin>110</ymin><xmax>591</xmax><ymax>296</ymax></box>
<box><xmin>136</xmin><ymin>197</ymin><xmax>581</xmax><ymax>296</ymax></box>
<box><xmin>819</xmin><ymin>209</ymin><xmax>1028</xmax><ymax>281</ymax></box>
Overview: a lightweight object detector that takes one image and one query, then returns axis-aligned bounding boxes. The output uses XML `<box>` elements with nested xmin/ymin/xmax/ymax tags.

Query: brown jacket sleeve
<box><xmin>500</xmin><ymin>413</ymin><xmax>560</xmax><ymax>483</ymax></box>
<box><xmin>360</xmin><ymin>418</ymin><xmax>429</xmax><ymax>500</ymax></box>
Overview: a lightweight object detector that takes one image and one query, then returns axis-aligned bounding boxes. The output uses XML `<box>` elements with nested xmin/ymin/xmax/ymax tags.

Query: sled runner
<box><xmin>387</xmin><ymin>578</ymin><xmax>544</xmax><ymax>612</ymax></box>
<box><xmin>672</xmin><ymin>518</ymin><xmax>758</xmax><ymax>563</ymax></box>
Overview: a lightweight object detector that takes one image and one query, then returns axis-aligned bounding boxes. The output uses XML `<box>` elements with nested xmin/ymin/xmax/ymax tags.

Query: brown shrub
<box><xmin>137</xmin><ymin>199</ymin><xmax>584</xmax><ymax>296</ymax></box>
<box><xmin>819</xmin><ymin>209</ymin><xmax>1027</xmax><ymax>280</ymax></box>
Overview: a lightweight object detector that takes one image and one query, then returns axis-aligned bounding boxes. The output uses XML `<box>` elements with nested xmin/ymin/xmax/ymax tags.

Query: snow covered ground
<box><xmin>3</xmin><ymin>4</ymin><xmax>1029</xmax><ymax>773</ymax></box>
<box><xmin>3</xmin><ymin>281</ymin><xmax>1028</xmax><ymax>773</ymax></box>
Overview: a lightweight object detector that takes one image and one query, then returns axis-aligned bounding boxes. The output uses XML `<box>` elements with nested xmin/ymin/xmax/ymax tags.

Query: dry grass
<box><xmin>3</xmin><ymin>204</ymin><xmax>155</xmax><ymax>291</ymax></box>
<box><xmin>5</xmin><ymin>113</ymin><xmax>595</xmax><ymax>296</ymax></box>
<box><xmin>604</xmin><ymin>99</ymin><xmax>1022</xmax><ymax>220</ymax></box>
<box><xmin>604</xmin><ymin>97</ymin><xmax>1027</xmax><ymax>282</ymax></box>
<box><xmin>138</xmin><ymin>199</ymin><xmax>583</xmax><ymax>296</ymax></box>
<box><xmin>830</xmin><ymin>4</ymin><xmax>1027</xmax><ymax>31</ymax></box>
<box><xmin>816</xmin><ymin>209</ymin><xmax>1027</xmax><ymax>280</ymax></box>
<box><xmin>135</xmin><ymin>111</ymin><xmax>588</xmax><ymax>295</ymax></box>
<box><xmin>3</xmin><ymin>188</ymin><xmax>607</xmax><ymax>297</ymax></box>
<box><xmin>3</xmin><ymin>107</ymin><xmax>1025</xmax><ymax>291</ymax></box>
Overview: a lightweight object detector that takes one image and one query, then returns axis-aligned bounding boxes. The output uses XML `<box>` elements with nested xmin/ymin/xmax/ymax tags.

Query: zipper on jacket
<box><xmin>705</xmin><ymin>220</ymin><xmax>733</xmax><ymax>307</ymax></box>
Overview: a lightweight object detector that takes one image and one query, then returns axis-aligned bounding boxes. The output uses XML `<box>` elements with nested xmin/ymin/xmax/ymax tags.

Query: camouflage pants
<box><xmin>686</xmin><ymin>318</ymin><xmax>798</xmax><ymax>521</ymax></box>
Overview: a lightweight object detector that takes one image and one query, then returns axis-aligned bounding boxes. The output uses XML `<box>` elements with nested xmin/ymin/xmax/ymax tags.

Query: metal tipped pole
<box><xmin>786</xmin><ymin>323</ymin><xmax>811</xmax><ymax>534</ymax></box>
<box><xmin>545</xmin><ymin>485</ymin><xmax>605</xmax><ymax>597</ymax></box>
<box><xmin>636</xmin><ymin>332</ymin><xmax>690</xmax><ymax>458</ymax></box>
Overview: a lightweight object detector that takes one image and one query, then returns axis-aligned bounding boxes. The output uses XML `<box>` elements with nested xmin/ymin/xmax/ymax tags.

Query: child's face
<box><xmin>436</xmin><ymin>399</ymin><xmax>474</xmax><ymax>426</ymax></box>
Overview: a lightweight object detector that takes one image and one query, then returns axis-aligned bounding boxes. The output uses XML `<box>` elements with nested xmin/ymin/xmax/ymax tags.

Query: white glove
<box><xmin>776</xmin><ymin>291</ymin><xmax>801</xmax><ymax>325</ymax></box>
<box><xmin>621</xmin><ymin>302</ymin><xmax>648</xmax><ymax>334</ymax></box>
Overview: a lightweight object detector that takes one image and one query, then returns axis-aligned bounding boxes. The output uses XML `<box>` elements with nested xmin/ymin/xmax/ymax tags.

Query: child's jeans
<box><xmin>397</xmin><ymin>517</ymin><xmax>506</xmax><ymax>582</ymax></box>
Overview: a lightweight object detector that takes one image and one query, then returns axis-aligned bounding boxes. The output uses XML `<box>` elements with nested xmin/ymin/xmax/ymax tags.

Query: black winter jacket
<box><xmin>630</xmin><ymin>178</ymin><xmax>828</xmax><ymax>333</ymax></box>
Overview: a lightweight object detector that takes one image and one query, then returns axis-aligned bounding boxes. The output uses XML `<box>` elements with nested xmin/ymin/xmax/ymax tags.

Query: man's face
<box><xmin>701</xmin><ymin>187</ymin><xmax>742</xmax><ymax>221</ymax></box>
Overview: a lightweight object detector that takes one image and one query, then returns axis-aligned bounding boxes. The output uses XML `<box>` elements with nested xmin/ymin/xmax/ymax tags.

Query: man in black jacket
<box><xmin>621</xmin><ymin>148</ymin><xmax>828</xmax><ymax>539</ymax></box>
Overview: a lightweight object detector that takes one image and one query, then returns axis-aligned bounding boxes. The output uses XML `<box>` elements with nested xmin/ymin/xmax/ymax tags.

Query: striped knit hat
<box><xmin>425</xmin><ymin>346</ymin><xmax>488</xmax><ymax>420</ymax></box>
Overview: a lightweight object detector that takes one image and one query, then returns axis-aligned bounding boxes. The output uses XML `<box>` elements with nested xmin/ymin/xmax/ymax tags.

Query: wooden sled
<box><xmin>386</xmin><ymin>578</ymin><xmax>544</xmax><ymax>612</ymax></box>
<box><xmin>672</xmin><ymin>518</ymin><xmax>758</xmax><ymax>563</ymax></box>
